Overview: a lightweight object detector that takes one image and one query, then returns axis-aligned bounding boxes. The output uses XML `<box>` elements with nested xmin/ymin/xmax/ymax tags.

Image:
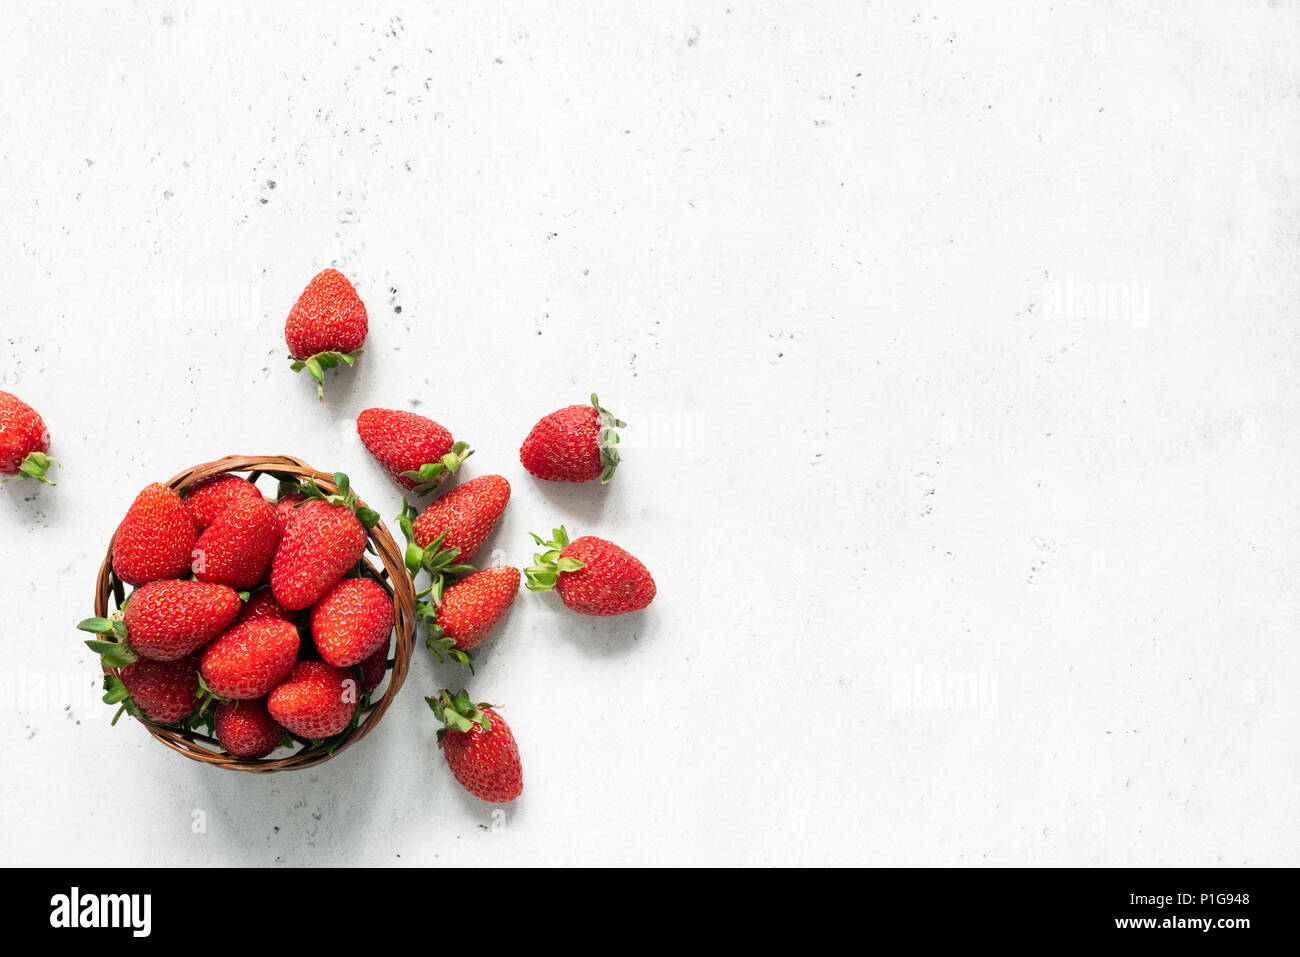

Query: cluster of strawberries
<box><xmin>78</xmin><ymin>471</ymin><xmax>391</xmax><ymax>759</ymax></box>
<box><xmin>42</xmin><ymin>266</ymin><xmax>655</xmax><ymax>806</ymax></box>
<box><xmin>305</xmin><ymin>268</ymin><xmax>656</xmax><ymax>803</ymax></box>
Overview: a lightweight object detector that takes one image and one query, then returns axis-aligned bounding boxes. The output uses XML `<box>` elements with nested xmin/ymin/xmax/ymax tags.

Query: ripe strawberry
<box><xmin>192</xmin><ymin>496</ymin><xmax>281</xmax><ymax>590</ymax></box>
<box><xmin>79</xmin><ymin>580</ymin><xmax>241</xmax><ymax>663</ymax></box>
<box><xmin>182</xmin><ymin>474</ymin><xmax>264</xmax><ymax>532</ymax></box>
<box><xmin>422</xmin><ymin>566</ymin><xmax>520</xmax><ymax>669</ymax></box>
<box><xmin>284</xmin><ymin>268</ymin><xmax>367</xmax><ymax>400</ymax></box>
<box><xmin>112</xmin><ymin>483</ymin><xmax>198</xmax><ymax>586</ymax></box>
<box><xmin>215</xmin><ymin>698</ymin><xmax>287</xmax><ymax>759</ymax></box>
<box><xmin>104</xmin><ymin>656</ymin><xmax>201</xmax><ymax>725</ymax></box>
<box><xmin>0</xmin><ymin>390</ymin><xmax>57</xmax><ymax>485</ymax></box>
<box><xmin>235</xmin><ymin>587</ymin><xmax>296</xmax><ymax>624</ymax></box>
<box><xmin>267</xmin><ymin>660</ymin><xmax>358</xmax><ymax>739</ymax></box>
<box><xmin>520</xmin><ymin>394</ymin><xmax>625</xmax><ymax>484</ymax></box>
<box><xmin>270</xmin><ymin>474</ymin><xmax>377</xmax><ymax>611</ymax></box>
<box><xmin>200</xmin><ymin>618</ymin><xmax>299</xmax><ymax>700</ymax></box>
<box><xmin>356</xmin><ymin>408</ymin><xmax>472</xmax><ymax>494</ymax></box>
<box><xmin>525</xmin><ymin>526</ymin><xmax>656</xmax><ymax>616</ymax></box>
<box><xmin>398</xmin><ymin>474</ymin><xmax>509</xmax><ymax>579</ymax></box>
<box><xmin>273</xmin><ymin>490</ymin><xmax>306</xmax><ymax>535</ymax></box>
<box><xmin>428</xmin><ymin>689</ymin><xmax>522</xmax><ymax>803</ymax></box>
<box><xmin>359</xmin><ymin>640</ymin><xmax>390</xmax><ymax>692</ymax></box>
<box><xmin>310</xmin><ymin>577</ymin><xmax>395</xmax><ymax>668</ymax></box>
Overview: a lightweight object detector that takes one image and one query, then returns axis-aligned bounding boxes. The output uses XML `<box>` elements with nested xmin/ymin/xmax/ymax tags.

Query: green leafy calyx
<box><xmin>591</xmin><ymin>394</ymin><xmax>626</xmax><ymax>484</ymax></box>
<box><xmin>524</xmin><ymin>526</ymin><xmax>587</xmax><ymax>592</ymax></box>
<box><xmin>396</xmin><ymin>500</ymin><xmax>474</xmax><ymax>582</ymax></box>
<box><xmin>426</xmin><ymin>688</ymin><xmax>494</xmax><ymax>746</ymax></box>
<box><xmin>401</xmin><ymin>441</ymin><xmax>474</xmax><ymax>495</ymax></box>
<box><xmin>2</xmin><ymin>451</ymin><xmax>60</xmax><ymax>486</ymax></box>
<box><xmin>301</xmin><ymin>472</ymin><xmax>380</xmax><ymax>529</ymax></box>
<box><xmin>78</xmin><ymin>614</ymin><xmax>138</xmax><ymax>668</ymax></box>
<box><xmin>288</xmin><ymin>349</ymin><xmax>365</xmax><ymax>401</ymax></box>
<box><xmin>421</xmin><ymin>613</ymin><xmax>475</xmax><ymax>673</ymax></box>
<box><xmin>100</xmin><ymin>673</ymin><xmax>144</xmax><ymax>726</ymax></box>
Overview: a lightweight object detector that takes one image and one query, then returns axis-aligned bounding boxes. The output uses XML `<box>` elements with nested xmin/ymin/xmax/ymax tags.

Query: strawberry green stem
<box><xmin>194</xmin><ymin>675</ymin><xmax>232</xmax><ymax>716</ymax></box>
<box><xmin>79</xmin><ymin>614</ymin><xmax>138</xmax><ymax>668</ymax></box>
<box><xmin>523</xmin><ymin>525</ymin><xmax>588</xmax><ymax>592</ymax></box>
<box><xmin>401</xmin><ymin>442</ymin><xmax>475</xmax><ymax>495</ymax></box>
<box><xmin>3</xmin><ymin>451</ymin><xmax>59</xmax><ymax>486</ymax></box>
<box><xmin>590</xmin><ymin>394</ymin><xmax>626</xmax><ymax>484</ymax></box>
<box><xmin>288</xmin><ymin>349</ymin><xmax>365</xmax><ymax>401</ymax></box>
<box><xmin>301</xmin><ymin>472</ymin><xmax>380</xmax><ymax>528</ymax></box>
<box><xmin>395</xmin><ymin>500</ymin><xmax>475</xmax><ymax>583</ymax></box>
<box><xmin>100</xmin><ymin>673</ymin><xmax>143</xmax><ymax>726</ymax></box>
<box><xmin>426</xmin><ymin>688</ymin><xmax>494</xmax><ymax>746</ymax></box>
<box><xmin>420</xmin><ymin>613</ymin><xmax>475</xmax><ymax>673</ymax></box>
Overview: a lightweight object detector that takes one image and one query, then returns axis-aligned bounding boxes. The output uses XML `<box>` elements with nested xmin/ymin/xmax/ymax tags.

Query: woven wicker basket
<box><xmin>91</xmin><ymin>454</ymin><xmax>416</xmax><ymax>772</ymax></box>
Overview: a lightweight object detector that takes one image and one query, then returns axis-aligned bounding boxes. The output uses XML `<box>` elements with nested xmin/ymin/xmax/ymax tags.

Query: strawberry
<box><xmin>270</xmin><ymin>473</ymin><xmax>377</xmax><ymax>611</ymax></box>
<box><xmin>284</xmin><ymin>268</ymin><xmax>367</xmax><ymax>400</ymax></box>
<box><xmin>398</xmin><ymin>474</ymin><xmax>509</xmax><ymax>581</ymax></box>
<box><xmin>0</xmin><ymin>390</ymin><xmax>57</xmax><ymax>485</ymax></box>
<box><xmin>273</xmin><ymin>490</ymin><xmax>306</xmax><ymax>535</ymax></box>
<box><xmin>112</xmin><ymin>483</ymin><xmax>198</xmax><ymax>586</ymax></box>
<box><xmin>79</xmin><ymin>580</ymin><xmax>241</xmax><ymax>663</ymax></box>
<box><xmin>356</xmin><ymin>408</ymin><xmax>472</xmax><ymax>494</ymax></box>
<box><xmin>235</xmin><ymin>587</ymin><xmax>296</xmax><ymax>624</ymax></box>
<box><xmin>267</xmin><ymin>660</ymin><xmax>358</xmax><ymax>739</ymax></box>
<box><xmin>101</xmin><ymin>656</ymin><xmax>200</xmax><ymax>725</ymax></box>
<box><xmin>182</xmin><ymin>474</ymin><xmax>264</xmax><ymax>532</ymax></box>
<box><xmin>310</xmin><ymin>577</ymin><xmax>395</xmax><ymax>668</ymax></box>
<box><xmin>215</xmin><ymin>698</ymin><xmax>287</xmax><ymax>759</ymax></box>
<box><xmin>200</xmin><ymin>618</ymin><xmax>299</xmax><ymax>700</ymax></box>
<box><xmin>428</xmin><ymin>689</ymin><xmax>522</xmax><ymax>803</ymax></box>
<box><xmin>192</xmin><ymin>496</ymin><xmax>281</xmax><ymax>590</ymax></box>
<box><xmin>525</xmin><ymin>526</ymin><xmax>656</xmax><ymax>616</ymax></box>
<box><xmin>359</xmin><ymin>640</ymin><xmax>390</xmax><ymax>692</ymax></box>
<box><xmin>520</xmin><ymin>393</ymin><xmax>625</xmax><ymax>484</ymax></box>
<box><xmin>421</xmin><ymin>566</ymin><xmax>520</xmax><ymax>669</ymax></box>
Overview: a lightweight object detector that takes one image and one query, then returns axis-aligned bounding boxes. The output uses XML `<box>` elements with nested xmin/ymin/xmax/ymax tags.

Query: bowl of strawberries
<box><xmin>78</xmin><ymin>454</ymin><xmax>416</xmax><ymax>772</ymax></box>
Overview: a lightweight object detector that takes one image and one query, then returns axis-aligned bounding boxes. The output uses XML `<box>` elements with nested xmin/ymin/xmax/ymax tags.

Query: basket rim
<box><xmin>92</xmin><ymin>454</ymin><xmax>416</xmax><ymax>773</ymax></box>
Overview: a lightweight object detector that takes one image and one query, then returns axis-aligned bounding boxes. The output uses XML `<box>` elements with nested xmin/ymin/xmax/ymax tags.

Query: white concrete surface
<box><xmin>1</xmin><ymin>1</ymin><xmax>1297</xmax><ymax>866</ymax></box>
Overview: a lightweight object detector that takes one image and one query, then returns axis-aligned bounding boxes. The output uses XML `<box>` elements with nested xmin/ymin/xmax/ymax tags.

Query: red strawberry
<box><xmin>267</xmin><ymin>661</ymin><xmax>358</xmax><ymax>739</ymax></box>
<box><xmin>273</xmin><ymin>490</ymin><xmax>306</xmax><ymax>535</ymax></box>
<box><xmin>112</xmin><ymin>483</ymin><xmax>198</xmax><ymax>586</ymax></box>
<box><xmin>0</xmin><ymin>390</ymin><xmax>57</xmax><ymax>485</ymax></box>
<box><xmin>270</xmin><ymin>475</ymin><xmax>376</xmax><ymax>611</ymax></box>
<box><xmin>422</xmin><ymin>566</ymin><xmax>520</xmax><ymax>668</ymax></box>
<box><xmin>200</xmin><ymin>618</ymin><xmax>299</xmax><ymax>700</ymax></box>
<box><xmin>428</xmin><ymin>690</ymin><xmax>522</xmax><ymax>803</ymax></box>
<box><xmin>359</xmin><ymin>640</ymin><xmax>390</xmax><ymax>692</ymax></box>
<box><xmin>192</xmin><ymin>496</ymin><xmax>281</xmax><ymax>590</ymax></box>
<box><xmin>79</xmin><ymin>580</ymin><xmax>241</xmax><ymax>663</ymax></box>
<box><xmin>284</xmin><ymin>268</ymin><xmax>368</xmax><ymax>400</ymax></box>
<box><xmin>310</xmin><ymin>577</ymin><xmax>395</xmax><ymax>668</ymax></box>
<box><xmin>182</xmin><ymin>474</ymin><xmax>264</xmax><ymax>532</ymax></box>
<box><xmin>235</xmin><ymin>587</ymin><xmax>296</xmax><ymax>624</ymax></box>
<box><xmin>401</xmin><ymin>475</ymin><xmax>509</xmax><ymax>577</ymax></box>
<box><xmin>520</xmin><ymin>394</ymin><xmax>625</xmax><ymax>484</ymax></box>
<box><xmin>525</xmin><ymin>526</ymin><xmax>656</xmax><ymax>616</ymax></box>
<box><xmin>356</xmin><ymin>408</ymin><xmax>471</xmax><ymax>494</ymax></box>
<box><xmin>101</xmin><ymin>655</ymin><xmax>200</xmax><ymax>725</ymax></box>
<box><xmin>215</xmin><ymin>698</ymin><xmax>287</xmax><ymax>759</ymax></box>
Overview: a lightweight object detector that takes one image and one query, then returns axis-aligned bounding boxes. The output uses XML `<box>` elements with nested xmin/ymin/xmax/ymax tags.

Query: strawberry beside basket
<box><xmin>86</xmin><ymin>454</ymin><xmax>416</xmax><ymax>773</ymax></box>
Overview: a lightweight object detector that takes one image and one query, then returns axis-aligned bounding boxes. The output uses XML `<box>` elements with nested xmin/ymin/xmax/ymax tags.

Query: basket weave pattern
<box><xmin>92</xmin><ymin>454</ymin><xmax>416</xmax><ymax>772</ymax></box>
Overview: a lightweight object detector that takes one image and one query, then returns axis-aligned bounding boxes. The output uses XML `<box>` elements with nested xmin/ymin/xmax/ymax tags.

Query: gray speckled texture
<box><xmin>1</xmin><ymin>2</ymin><xmax>1298</xmax><ymax>866</ymax></box>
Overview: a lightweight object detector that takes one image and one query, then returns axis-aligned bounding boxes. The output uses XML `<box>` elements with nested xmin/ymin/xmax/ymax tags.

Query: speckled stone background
<box><xmin>1</xmin><ymin>2</ymin><xmax>1297</xmax><ymax>866</ymax></box>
